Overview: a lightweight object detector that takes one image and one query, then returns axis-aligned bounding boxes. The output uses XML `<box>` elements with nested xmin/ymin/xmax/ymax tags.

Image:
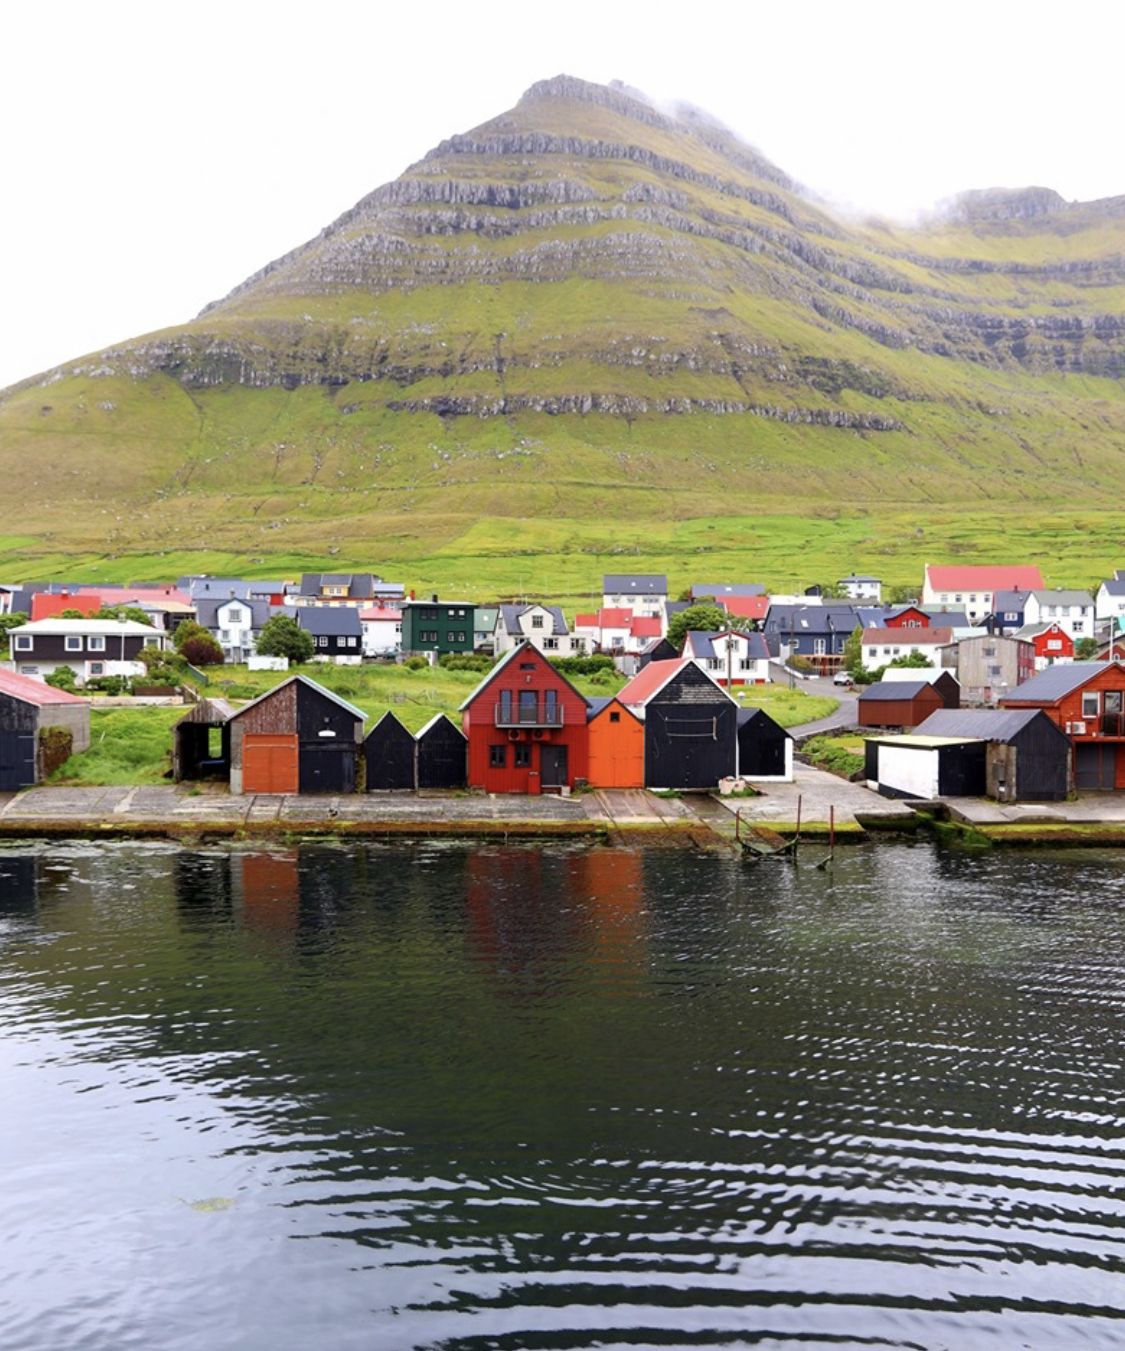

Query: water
<box><xmin>0</xmin><ymin>840</ymin><xmax>1123</xmax><ymax>1350</ymax></box>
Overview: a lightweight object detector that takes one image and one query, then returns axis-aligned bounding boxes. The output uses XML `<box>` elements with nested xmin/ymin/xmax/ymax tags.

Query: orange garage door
<box><xmin>243</xmin><ymin>734</ymin><xmax>299</xmax><ymax>793</ymax></box>
<box><xmin>587</xmin><ymin>729</ymin><xmax>645</xmax><ymax>788</ymax></box>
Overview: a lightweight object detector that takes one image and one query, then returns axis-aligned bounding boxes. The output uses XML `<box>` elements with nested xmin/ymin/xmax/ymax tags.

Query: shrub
<box><xmin>438</xmin><ymin>652</ymin><xmax>492</xmax><ymax>672</ymax></box>
<box><xmin>403</xmin><ymin>655</ymin><xmax>429</xmax><ymax>670</ymax></box>
<box><xmin>85</xmin><ymin>675</ymin><xmax>132</xmax><ymax>695</ymax></box>
<box><xmin>180</xmin><ymin>634</ymin><xmax>225</xmax><ymax>666</ymax></box>
<box><xmin>173</xmin><ymin>620</ymin><xmax>213</xmax><ymax>652</ymax></box>
<box><xmin>45</xmin><ymin>665</ymin><xmax>79</xmax><ymax>692</ymax></box>
<box><xmin>549</xmin><ymin>653</ymin><xmax>616</xmax><ymax>675</ymax></box>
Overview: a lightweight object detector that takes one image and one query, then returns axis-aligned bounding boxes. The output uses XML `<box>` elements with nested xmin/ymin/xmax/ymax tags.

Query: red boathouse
<box><xmin>461</xmin><ymin>641</ymin><xmax>589</xmax><ymax>793</ymax></box>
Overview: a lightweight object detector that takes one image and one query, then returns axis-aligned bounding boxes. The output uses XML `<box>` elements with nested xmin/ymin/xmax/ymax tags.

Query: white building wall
<box><xmin>876</xmin><ymin>745</ymin><xmax>941</xmax><ymax>799</ymax></box>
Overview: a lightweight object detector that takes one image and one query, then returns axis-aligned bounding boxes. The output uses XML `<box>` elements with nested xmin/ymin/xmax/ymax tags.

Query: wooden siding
<box><xmin>416</xmin><ymin>716</ymin><xmax>467</xmax><ymax>789</ymax></box>
<box><xmin>587</xmin><ymin>700</ymin><xmax>644</xmax><ymax>788</ymax></box>
<box><xmin>737</xmin><ymin>712</ymin><xmax>788</xmax><ymax>778</ymax></box>
<box><xmin>644</xmin><ymin>665</ymin><xmax>737</xmax><ymax>788</ymax></box>
<box><xmin>857</xmin><ymin>687</ymin><xmax>943</xmax><ymax>728</ymax></box>
<box><xmin>365</xmin><ymin>714</ymin><xmax>416</xmax><ymax>790</ymax></box>
<box><xmin>242</xmin><ymin>734</ymin><xmax>299</xmax><ymax>793</ymax></box>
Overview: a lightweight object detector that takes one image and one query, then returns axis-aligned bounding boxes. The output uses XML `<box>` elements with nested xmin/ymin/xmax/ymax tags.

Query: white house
<box><xmin>861</xmin><ymin>626</ymin><xmax>954</xmax><ymax>672</ymax></box>
<box><xmin>1096</xmin><ymin>574</ymin><xmax>1125</xmax><ymax>624</ymax></box>
<box><xmin>838</xmin><ymin>574</ymin><xmax>882</xmax><ymax>602</ymax></box>
<box><xmin>682</xmin><ymin>630</ymin><xmax>771</xmax><ymax>686</ymax></box>
<box><xmin>493</xmin><ymin>604</ymin><xmax>588</xmax><ymax>657</ymax></box>
<box><xmin>7</xmin><ymin>618</ymin><xmax>162</xmax><ymax>685</ymax></box>
<box><xmin>921</xmin><ymin>565</ymin><xmax>1044</xmax><ymax>625</ymax></box>
<box><xmin>1022</xmin><ymin>589</ymin><xmax>1094</xmax><ymax>638</ymax></box>
<box><xmin>601</xmin><ymin>573</ymin><xmax>668</xmax><ymax>620</ymax></box>
<box><xmin>358</xmin><ymin>605</ymin><xmax>402</xmax><ymax>658</ymax></box>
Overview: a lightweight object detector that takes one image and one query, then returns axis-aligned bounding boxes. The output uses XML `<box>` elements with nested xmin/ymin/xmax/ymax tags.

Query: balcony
<box><xmin>1101</xmin><ymin>713</ymin><xmax>1125</xmax><ymax>737</ymax></box>
<box><xmin>494</xmin><ymin>701</ymin><xmax>565</xmax><ymax>728</ymax></box>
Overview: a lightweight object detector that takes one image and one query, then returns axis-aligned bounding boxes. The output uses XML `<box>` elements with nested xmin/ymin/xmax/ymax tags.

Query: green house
<box><xmin>401</xmin><ymin>598</ymin><xmax>477</xmax><ymax>655</ymax></box>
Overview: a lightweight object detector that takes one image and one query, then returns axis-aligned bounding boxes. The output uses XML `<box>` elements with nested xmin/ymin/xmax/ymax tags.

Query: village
<box><xmin>3</xmin><ymin>563</ymin><xmax>1125</xmax><ymax>837</ymax></box>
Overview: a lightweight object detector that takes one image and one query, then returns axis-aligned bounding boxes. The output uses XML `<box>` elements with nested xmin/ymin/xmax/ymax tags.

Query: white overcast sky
<box><xmin>2</xmin><ymin>0</ymin><xmax>1122</xmax><ymax>390</ymax></box>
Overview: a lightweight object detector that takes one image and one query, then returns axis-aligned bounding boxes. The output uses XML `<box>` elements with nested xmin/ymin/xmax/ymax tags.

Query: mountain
<box><xmin>3</xmin><ymin>74</ymin><xmax>1125</xmax><ymax>596</ymax></box>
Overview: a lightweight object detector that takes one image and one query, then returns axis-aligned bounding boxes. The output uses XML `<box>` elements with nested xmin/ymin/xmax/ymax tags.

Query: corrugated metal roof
<box><xmin>1002</xmin><ymin>662</ymin><xmax>1112</xmax><ymax>703</ymax></box>
<box><xmin>860</xmin><ymin>680</ymin><xmax>933</xmax><ymax>701</ymax></box>
<box><xmin>0</xmin><ymin>669</ymin><xmax>89</xmax><ymax>705</ymax></box>
<box><xmin>913</xmin><ymin>708</ymin><xmax>1052</xmax><ymax>741</ymax></box>
<box><xmin>862</xmin><ymin>627</ymin><xmax>953</xmax><ymax>646</ymax></box>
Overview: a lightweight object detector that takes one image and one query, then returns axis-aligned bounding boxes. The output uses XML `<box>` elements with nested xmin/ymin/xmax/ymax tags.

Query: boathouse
<box><xmin>913</xmin><ymin>708</ymin><xmax>1071</xmax><ymax>801</ymax></box>
<box><xmin>415</xmin><ymin>714</ymin><xmax>468</xmax><ymax>789</ymax></box>
<box><xmin>363</xmin><ymin>711</ymin><xmax>416</xmax><ymax>790</ymax></box>
<box><xmin>228</xmin><ymin>675</ymin><xmax>365</xmax><ymax>794</ymax></box>
<box><xmin>1002</xmin><ymin>661</ymin><xmax>1125</xmax><ymax>790</ymax></box>
<box><xmin>864</xmin><ymin>735</ymin><xmax>988</xmax><ymax>800</ymax></box>
<box><xmin>586</xmin><ymin>696</ymin><xmax>645</xmax><ymax>788</ymax></box>
<box><xmin>736</xmin><ymin>707</ymin><xmax>793</xmax><ymax>781</ymax></box>
<box><xmin>172</xmin><ymin>698</ymin><xmax>236</xmax><ymax>782</ymax></box>
<box><xmin>857</xmin><ymin>680</ymin><xmax>944</xmax><ymax>729</ymax></box>
<box><xmin>0</xmin><ymin>669</ymin><xmax>90</xmax><ymax>791</ymax></box>
<box><xmin>617</xmin><ymin>659</ymin><xmax>738</xmax><ymax>789</ymax></box>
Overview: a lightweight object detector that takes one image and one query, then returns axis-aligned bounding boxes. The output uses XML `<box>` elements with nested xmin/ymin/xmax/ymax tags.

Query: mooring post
<box><xmin>735</xmin><ymin>809</ymin><xmax>741</xmax><ymax>842</ymax></box>
<box><xmin>794</xmin><ymin>793</ymin><xmax>802</xmax><ymax>860</ymax></box>
<box><xmin>829</xmin><ymin>804</ymin><xmax>835</xmax><ymax>858</ymax></box>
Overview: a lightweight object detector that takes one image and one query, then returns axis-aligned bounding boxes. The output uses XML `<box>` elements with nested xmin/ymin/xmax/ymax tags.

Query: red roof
<box><xmin>721</xmin><ymin>595</ymin><xmax>769</xmax><ymax>621</ymax></box>
<box><xmin>598</xmin><ymin>608</ymin><xmax>632</xmax><ymax>627</ymax></box>
<box><xmin>617</xmin><ymin>658</ymin><xmax>690</xmax><ymax>705</ymax></box>
<box><xmin>358</xmin><ymin>606</ymin><xmax>402</xmax><ymax>621</ymax></box>
<box><xmin>629</xmin><ymin>616</ymin><xmax>662</xmax><ymax>638</ymax></box>
<box><xmin>30</xmin><ymin>592</ymin><xmax>103</xmax><ymax>621</ymax></box>
<box><xmin>0</xmin><ymin>669</ymin><xmax>89</xmax><ymax>705</ymax></box>
<box><xmin>862</xmin><ymin>626</ymin><xmax>953</xmax><ymax>646</ymax></box>
<box><xmin>926</xmin><ymin>565</ymin><xmax>1044</xmax><ymax>592</ymax></box>
<box><xmin>574</xmin><ymin>613</ymin><xmax>599</xmax><ymax>628</ymax></box>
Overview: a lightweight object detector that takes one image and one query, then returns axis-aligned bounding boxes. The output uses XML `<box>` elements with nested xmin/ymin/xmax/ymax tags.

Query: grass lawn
<box><xmin>45</xmin><ymin>664</ymin><xmax>840</xmax><ymax>786</ymax></box>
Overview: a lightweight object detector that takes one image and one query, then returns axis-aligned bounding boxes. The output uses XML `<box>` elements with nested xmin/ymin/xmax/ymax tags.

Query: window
<box><xmin>65</xmin><ymin>635</ymin><xmax>82</xmax><ymax>651</ymax></box>
<box><xmin>609</xmin><ymin>711</ymin><xmax>620</xmax><ymax>723</ymax></box>
<box><xmin>1082</xmin><ymin>692</ymin><xmax>1100</xmax><ymax>718</ymax></box>
<box><xmin>989</xmin><ymin>664</ymin><xmax>1002</xmax><ymax>677</ymax></box>
<box><xmin>1048</xmin><ymin>640</ymin><xmax>1062</xmax><ymax>650</ymax></box>
<box><xmin>543</xmin><ymin>637</ymin><xmax>558</xmax><ymax>651</ymax></box>
<box><xmin>88</xmin><ymin>635</ymin><xmax>105</xmax><ymax>651</ymax></box>
<box><xmin>514</xmin><ymin>743</ymin><xmax>531</xmax><ymax>768</ymax></box>
<box><xmin>421</xmin><ymin>609</ymin><xmax>438</xmax><ymax>621</ymax></box>
<box><xmin>317</xmin><ymin>635</ymin><xmax>328</xmax><ymax>647</ymax></box>
<box><xmin>489</xmin><ymin>744</ymin><xmax>506</xmax><ymax>768</ymax></box>
<box><xmin>420</xmin><ymin>630</ymin><xmax>438</xmax><ymax>643</ymax></box>
<box><xmin>89</xmin><ymin>662</ymin><xmax>104</xmax><ymax>675</ymax></box>
<box><xmin>228</xmin><ymin>608</ymin><xmax>243</xmax><ymax>624</ymax></box>
<box><xmin>519</xmin><ymin>662</ymin><xmax>535</xmax><ymax>670</ymax></box>
<box><xmin>14</xmin><ymin>635</ymin><xmax>31</xmax><ymax>651</ymax></box>
<box><xmin>220</xmin><ymin>629</ymin><xmax>230</xmax><ymax>643</ymax></box>
<box><xmin>531</xmin><ymin>615</ymin><xmax>544</xmax><ymax>629</ymax></box>
<box><xmin>1005</xmin><ymin>612</ymin><xmax>1018</xmax><ymax>621</ymax></box>
<box><xmin>983</xmin><ymin>645</ymin><xmax>996</xmax><ymax>657</ymax></box>
<box><xmin>738</xmin><ymin>658</ymin><xmax>751</xmax><ymax>671</ymax></box>
<box><xmin>813</xmin><ymin>639</ymin><xmax>826</xmax><ymax>655</ymax></box>
<box><xmin>450</xmin><ymin>632</ymin><xmax>466</xmax><ymax>644</ymax></box>
<box><xmin>709</xmin><ymin>658</ymin><xmax>722</xmax><ymax>670</ymax></box>
<box><xmin>544</xmin><ymin>690</ymin><xmax>558</xmax><ymax>723</ymax></box>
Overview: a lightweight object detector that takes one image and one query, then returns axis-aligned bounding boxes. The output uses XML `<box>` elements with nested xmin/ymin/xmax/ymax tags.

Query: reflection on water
<box><xmin>1</xmin><ymin>840</ymin><xmax>1124</xmax><ymax>1350</ymax></box>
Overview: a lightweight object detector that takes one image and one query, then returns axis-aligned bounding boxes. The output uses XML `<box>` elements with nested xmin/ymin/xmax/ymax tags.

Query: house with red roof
<box><xmin>460</xmin><ymin>642</ymin><xmax>589</xmax><ymax>793</ymax></box>
<box><xmin>358</xmin><ymin>605</ymin><xmax>402</xmax><ymax>658</ymax></box>
<box><xmin>573</xmin><ymin>608</ymin><xmax>662</xmax><ymax>655</ymax></box>
<box><xmin>29</xmin><ymin>592</ymin><xmax>104</xmax><ymax>622</ymax></box>
<box><xmin>922</xmin><ymin>565</ymin><xmax>1045</xmax><ymax>624</ymax></box>
<box><xmin>719</xmin><ymin>594</ymin><xmax>770</xmax><ymax>625</ymax></box>
<box><xmin>0</xmin><ymin>669</ymin><xmax>91</xmax><ymax>789</ymax></box>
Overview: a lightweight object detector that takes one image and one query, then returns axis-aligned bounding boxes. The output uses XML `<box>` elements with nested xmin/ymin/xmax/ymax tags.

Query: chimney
<box><xmin>410</xmin><ymin>589</ymin><xmax>415</xmax><ymax>601</ymax></box>
<box><xmin>432</xmin><ymin>593</ymin><xmax>438</xmax><ymax>603</ymax></box>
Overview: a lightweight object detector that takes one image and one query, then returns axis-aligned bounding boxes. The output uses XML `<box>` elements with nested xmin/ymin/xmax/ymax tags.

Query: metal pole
<box><xmin>794</xmin><ymin>793</ymin><xmax>802</xmax><ymax>860</ymax></box>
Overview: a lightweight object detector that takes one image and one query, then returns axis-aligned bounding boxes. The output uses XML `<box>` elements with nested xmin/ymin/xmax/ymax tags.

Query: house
<box><xmin>941</xmin><ymin>633</ymin><xmax>1036</xmax><ymax>705</ymax></box>
<box><xmin>474</xmin><ymin>606</ymin><xmax>499</xmax><ymax>653</ymax></box>
<box><xmin>718</xmin><ymin>594</ymin><xmax>770</xmax><ymax>626</ymax></box>
<box><xmin>6</xmin><ymin>618</ymin><xmax>163</xmax><ymax>685</ymax></box>
<box><xmin>364</xmin><ymin>712</ymin><xmax>417</xmax><ymax>790</ymax></box>
<box><xmin>29</xmin><ymin>592</ymin><xmax>104</xmax><ymax>621</ymax></box>
<box><xmin>913</xmin><ymin>708</ymin><xmax>1071</xmax><ymax>801</ymax></box>
<box><xmin>638</xmin><ymin>636</ymin><xmax>678</xmax><ymax>668</ymax></box>
<box><xmin>767</xmin><ymin>605</ymin><xmax>873</xmax><ymax>672</ymax></box>
<box><xmin>617</xmin><ymin>659</ymin><xmax>738</xmax><ymax>789</ymax></box>
<box><xmin>415</xmin><ymin>714</ymin><xmax>467</xmax><ymax>789</ymax></box>
<box><xmin>1095</xmin><ymin>574</ymin><xmax>1125</xmax><ymax>623</ymax></box>
<box><xmin>494</xmin><ymin>604</ymin><xmax>587</xmax><ymax>657</ymax></box>
<box><xmin>885</xmin><ymin>604</ymin><xmax>969</xmax><ymax>629</ymax></box>
<box><xmin>358</xmin><ymin>606</ymin><xmax>402</xmax><ymax>658</ymax></box>
<box><xmin>922</xmin><ymin>565</ymin><xmax>1045</xmax><ymax>624</ymax></box>
<box><xmin>1022</xmin><ymin>589</ymin><xmax>1095</xmax><ymax>638</ymax></box>
<box><xmin>585</xmin><ymin>696</ymin><xmax>645</xmax><ymax>788</ymax></box>
<box><xmin>601</xmin><ymin>574</ymin><xmax>667</xmax><ymax>619</ymax></box>
<box><xmin>460</xmin><ymin>642</ymin><xmax>589</xmax><ymax>793</ymax></box>
<box><xmin>295</xmin><ymin>573</ymin><xmax>404</xmax><ymax>607</ymax></box>
<box><xmin>1014</xmin><ymin>622</ymin><xmax>1075</xmax><ymax>670</ymax></box>
<box><xmin>682</xmin><ymin>630</ymin><xmax>771</xmax><ymax>685</ymax></box>
<box><xmin>400</xmin><ymin>597</ymin><xmax>476</xmax><ymax>657</ymax></box>
<box><xmin>880</xmin><ymin>667</ymin><xmax>961</xmax><ymax>707</ymax></box>
<box><xmin>228</xmin><ymin>675</ymin><xmax>365</xmax><ymax>794</ymax></box>
<box><xmin>297</xmin><ymin>606</ymin><xmax>364</xmax><ymax>664</ymax></box>
<box><xmin>857</xmin><ymin>680</ymin><xmax>945</xmax><ymax>729</ymax></box>
<box><xmin>860</xmin><ymin>627</ymin><xmax>953</xmax><ymax>672</ymax></box>
<box><xmin>192</xmin><ymin>596</ymin><xmax>283</xmax><ymax>664</ymax></box>
<box><xmin>1095</xmin><ymin>634</ymin><xmax>1125</xmax><ymax>662</ymax></box>
<box><xmin>0</xmin><ymin>669</ymin><xmax>90</xmax><ymax>790</ymax></box>
<box><xmin>574</xmin><ymin>608</ymin><xmax>658</xmax><ymax>655</ymax></box>
<box><xmin>736</xmin><ymin>708</ymin><xmax>793</xmax><ymax>781</ymax></box>
<box><xmin>1001</xmin><ymin>662</ymin><xmax>1125</xmax><ymax>790</ymax></box>
<box><xmin>987</xmin><ymin>589</ymin><xmax>1031</xmax><ymax>635</ymax></box>
<box><xmin>171</xmin><ymin>698</ymin><xmax>237</xmax><ymax>782</ymax></box>
<box><xmin>838</xmin><ymin>574</ymin><xmax>882</xmax><ymax>602</ymax></box>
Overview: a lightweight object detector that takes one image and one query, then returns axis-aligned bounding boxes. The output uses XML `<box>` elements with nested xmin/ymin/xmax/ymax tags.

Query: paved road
<box><xmin>769</xmin><ymin>665</ymin><xmax>858</xmax><ymax>738</ymax></box>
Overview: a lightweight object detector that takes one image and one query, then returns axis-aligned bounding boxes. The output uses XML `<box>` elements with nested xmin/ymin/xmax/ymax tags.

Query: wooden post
<box><xmin>794</xmin><ymin>793</ymin><xmax>802</xmax><ymax>859</ymax></box>
<box><xmin>735</xmin><ymin>808</ymin><xmax>741</xmax><ymax>842</ymax></box>
<box><xmin>829</xmin><ymin>803</ymin><xmax>835</xmax><ymax>858</ymax></box>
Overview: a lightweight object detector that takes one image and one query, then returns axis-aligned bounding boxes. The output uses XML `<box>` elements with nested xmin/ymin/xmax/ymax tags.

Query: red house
<box><xmin>1017</xmin><ymin>621</ymin><xmax>1074</xmax><ymax>668</ymax></box>
<box><xmin>1002</xmin><ymin>661</ymin><xmax>1125</xmax><ymax>789</ymax></box>
<box><xmin>885</xmin><ymin>606</ymin><xmax>931</xmax><ymax>629</ymax></box>
<box><xmin>461</xmin><ymin>641</ymin><xmax>589</xmax><ymax>793</ymax></box>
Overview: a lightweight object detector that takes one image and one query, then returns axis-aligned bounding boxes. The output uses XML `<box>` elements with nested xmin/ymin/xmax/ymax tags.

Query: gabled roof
<box><xmin>838</xmin><ymin>574</ymin><xmax>881</xmax><ymax>583</ymax></box>
<box><xmin>736</xmin><ymin>706</ymin><xmax>792</xmax><ymax>738</ymax></box>
<box><xmin>861</xmin><ymin>626</ymin><xmax>953</xmax><ymax>646</ymax></box>
<box><xmin>629</xmin><ymin>616</ymin><xmax>662</xmax><ymax>638</ymax></box>
<box><xmin>1012</xmin><ymin>622</ymin><xmax>1070</xmax><ymax>641</ymax></box>
<box><xmin>229</xmin><ymin>675</ymin><xmax>366</xmax><ymax>724</ymax></box>
<box><xmin>499</xmin><ymin>603</ymin><xmax>569</xmax><ymax>636</ymax></box>
<box><xmin>457</xmin><ymin>640</ymin><xmax>585</xmax><ymax>711</ymax></box>
<box><xmin>297</xmin><ymin>607</ymin><xmax>363</xmax><ymax>637</ymax></box>
<box><xmin>586</xmin><ymin>695</ymin><xmax>642</xmax><ymax>725</ymax></box>
<box><xmin>1028</xmin><ymin>588</ymin><xmax>1095</xmax><ymax>607</ymax></box>
<box><xmin>617</xmin><ymin>657</ymin><xmax>736</xmax><ymax>707</ymax></box>
<box><xmin>914</xmin><ymin>708</ymin><xmax>1062</xmax><ymax>741</ymax></box>
<box><xmin>1001</xmin><ymin>662</ymin><xmax>1116</xmax><ymax>705</ymax></box>
<box><xmin>0</xmin><ymin>669</ymin><xmax>89</xmax><ymax>706</ymax></box>
<box><xmin>602</xmin><ymin>574</ymin><xmax>668</xmax><ymax>595</ymax></box>
<box><xmin>859</xmin><ymin>680</ymin><xmax>936</xmax><ymax>701</ymax></box>
<box><xmin>925</xmin><ymin>565</ymin><xmax>1045</xmax><ymax>592</ymax></box>
<box><xmin>358</xmin><ymin>606</ymin><xmax>402</xmax><ymax>622</ymax></box>
<box><xmin>690</xmin><ymin>583</ymin><xmax>765</xmax><ymax>599</ymax></box>
<box><xmin>415</xmin><ymin>711</ymin><xmax>467</xmax><ymax>741</ymax></box>
<box><xmin>991</xmin><ymin>589</ymin><xmax>1030</xmax><ymax>612</ymax></box>
<box><xmin>574</xmin><ymin>612</ymin><xmax>599</xmax><ymax>628</ymax></box>
<box><xmin>720</xmin><ymin>595</ymin><xmax>770</xmax><ymax>621</ymax></box>
<box><xmin>10</xmin><ymin>618</ymin><xmax>156</xmax><ymax>636</ymax></box>
<box><xmin>1100</xmin><ymin>577</ymin><xmax>1125</xmax><ymax>597</ymax></box>
<box><xmin>683</xmin><ymin>630</ymin><xmax>770</xmax><ymax>661</ymax></box>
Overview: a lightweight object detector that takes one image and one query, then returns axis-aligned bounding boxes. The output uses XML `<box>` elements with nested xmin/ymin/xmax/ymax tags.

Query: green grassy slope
<box><xmin>3</xmin><ymin>75</ymin><xmax>1125</xmax><ymax>593</ymax></box>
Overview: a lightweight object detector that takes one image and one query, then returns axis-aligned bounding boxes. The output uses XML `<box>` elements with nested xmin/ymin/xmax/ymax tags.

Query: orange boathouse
<box><xmin>585</xmin><ymin>696</ymin><xmax>645</xmax><ymax>788</ymax></box>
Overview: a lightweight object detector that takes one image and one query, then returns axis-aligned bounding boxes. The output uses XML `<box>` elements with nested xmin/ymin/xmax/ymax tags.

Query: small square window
<box><xmin>14</xmin><ymin>635</ymin><xmax>31</xmax><ymax>651</ymax></box>
<box><xmin>609</xmin><ymin>711</ymin><xmax>620</xmax><ymax>723</ymax></box>
<box><xmin>489</xmin><ymin>744</ymin><xmax>506</xmax><ymax>768</ymax></box>
<box><xmin>65</xmin><ymin>635</ymin><xmax>83</xmax><ymax>651</ymax></box>
<box><xmin>88</xmin><ymin>635</ymin><xmax>105</xmax><ymax>651</ymax></box>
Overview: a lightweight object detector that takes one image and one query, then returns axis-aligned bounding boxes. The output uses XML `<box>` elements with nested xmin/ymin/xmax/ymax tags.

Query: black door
<box><xmin>539</xmin><ymin>744</ymin><xmax>568</xmax><ymax>788</ymax></box>
<box><xmin>299</xmin><ymin>743</ymin><xmax>356</xmax><ymax>794</ymax></box>
<box><xmin>0</xmin><ymin>731</ymin><xmax>36</xmax><ymax>790</ymax></box>
<box><xmin>1075</xmin><ymin>743</ymin><xmax>1114</xmax><ymax>791</ymax></box>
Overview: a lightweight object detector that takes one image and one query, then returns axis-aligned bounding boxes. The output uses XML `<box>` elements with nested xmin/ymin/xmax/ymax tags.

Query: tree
<box><xmin>173</xmin><ymin>620</ymin><xmax>213</xmax><ymax>652</ymax></box>
<box><xmin>95</xmin><ymin>605</ymin><xmax>150</xmax><ymax>626</ymax></box>
<box><xmin>180</xmin><ymin>634</ymin><xmax>225</xmax><ymax>666</ymax></box>
<box><xmin>1076</xmin><ymin>637</ymin><xmax>1099</xmax><ymax>660</ymax></box>
<box><xmin>888</xmin><ymin>652</ymin><xmax>936</xmax><ymax>669</ymax></box>
<box><xmin>665</xmin><ymin>603</ymin><xmax>729</xmax><ymax>652</ymax></box>
<box><xmin>885</xmin><ymin>584</ymin><xmax>919</xmax><ymax>606</ymax></box>
<box><xmin>843</xmin><ymin>625</ymin><xmax>863</xmax><ymax>676</ymax></box>
<box><xmin>255</xmin><ymin>614</ymin><xmax>314</xmax><ymax>664</ymax></box>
